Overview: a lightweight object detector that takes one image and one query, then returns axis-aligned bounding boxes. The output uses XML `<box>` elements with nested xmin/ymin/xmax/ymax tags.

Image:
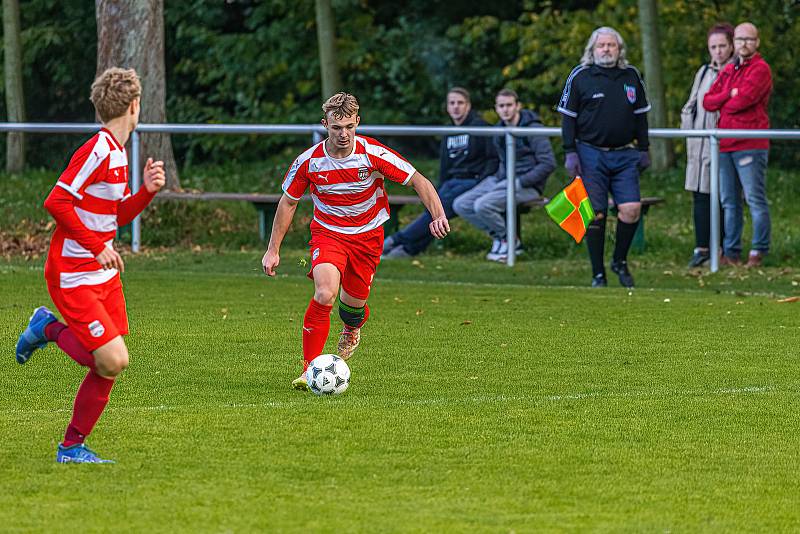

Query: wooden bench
<box><xmin>156</xmin><ymin>190</ymin><xmax>662</xmax><ymax>252</ymax></box>
<box><xmin>156</xmin><ymin>191</ymin><xmax>285</xmax><ymax>241</ymax></box>
<box><xmin>155</xmin><ymin>191</ymin><xmax>438</xmax><ymax>242</ymax></box>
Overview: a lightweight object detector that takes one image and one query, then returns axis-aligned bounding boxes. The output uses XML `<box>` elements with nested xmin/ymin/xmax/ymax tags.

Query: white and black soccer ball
<box><xmin>305</xmin><ymin>354</ymin><xmax>350</xmax><ymax>396</ymax></box>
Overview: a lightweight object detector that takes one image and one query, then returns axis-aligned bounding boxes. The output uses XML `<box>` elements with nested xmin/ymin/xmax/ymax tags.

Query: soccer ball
<box><xmin>305</xmin><ymin>354</ymin><xmax>350</xmax><ymax>395</ymax></box>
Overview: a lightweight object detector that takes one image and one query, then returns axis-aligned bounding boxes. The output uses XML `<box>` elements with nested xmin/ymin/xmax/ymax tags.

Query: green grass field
<box><xmin>1</xmin><ymin>252</ymin><xmax>799</xmax><ymax>532</ymax></box>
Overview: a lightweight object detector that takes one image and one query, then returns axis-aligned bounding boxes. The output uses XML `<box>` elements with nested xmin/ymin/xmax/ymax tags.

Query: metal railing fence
<box><xmin>3</xmin><ymin>122</ymin><xmax>800</xmax><ymax>272</ymax></box>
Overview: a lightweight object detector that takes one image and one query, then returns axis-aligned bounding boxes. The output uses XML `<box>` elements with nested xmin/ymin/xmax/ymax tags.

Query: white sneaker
<box><xmin>486</xmin><ymin>240</ymin><xmax>509</xmax><ymax>262</ymax></box>
<box><xmin>488</xmin><ymin>239</ymin><xmax>523</xmax><ymax>262</ymax></box>
<box><xmin>485</xmin><ymin>239</ymin><xmax>502</xmax><ymax>260</ymax></box>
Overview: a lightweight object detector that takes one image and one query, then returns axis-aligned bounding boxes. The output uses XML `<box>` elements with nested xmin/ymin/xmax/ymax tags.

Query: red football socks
<box><xmin>302</xmin><ymin>298</ymin><xmax>332</xmax><ymax>367</ymax></box>
<box><xmin>62</xmin><ymin>370</ymin><xmax>115</xmax><ymax>447</ymax></box>
<box><xmin>45</xmin><ymin>321</ymin><xmax>96</xmax><ymax>368</ymax></box>
<box><xmin>357</xmin><ymin>304</ymin><xmax>370</xmax><ymax>328</ymax></box>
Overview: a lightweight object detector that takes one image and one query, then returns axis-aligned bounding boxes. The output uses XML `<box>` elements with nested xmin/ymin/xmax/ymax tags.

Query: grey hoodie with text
<box><xmin>493</xmin><ymin>109</ymin><xmax>556</xmax><ymax>194</ymax></box>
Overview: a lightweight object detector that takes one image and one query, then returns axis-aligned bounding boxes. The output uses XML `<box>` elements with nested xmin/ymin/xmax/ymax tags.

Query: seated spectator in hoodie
<box><xmin>453</xmin><ymin>89</ymin><xmax>555</xmax><ymax>261</ymax></box>
<box><xmin>383</xmin><ymin>87</ymin><xmax>497</xmax><ymax>258</ymax></box>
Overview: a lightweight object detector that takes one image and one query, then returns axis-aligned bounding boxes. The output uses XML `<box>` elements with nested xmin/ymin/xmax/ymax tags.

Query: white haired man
<box><xmin>557</xmin><ymin>26</ymin><xmax>651</xmax><ymax>288</ymax></box>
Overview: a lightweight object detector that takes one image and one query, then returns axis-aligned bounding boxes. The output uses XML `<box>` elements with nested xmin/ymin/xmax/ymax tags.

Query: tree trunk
<box><xmin>96</xmin><ymin>0</ymin><xmax>180</xmax><ymax>189</ymax></box>
<box><xmin>315</xmin><ymin>0</ymin><xmax>342</xmax><ymax>99</ymax></box>
<box><xmin>3</xmin><ymin>0</ymin><xmax>25</xmax><ymax>173</ymax></box>
<box><xmin>637</xmin><ymin>0</ymin><xmax>674</xmax><ymax>171</ymax></box>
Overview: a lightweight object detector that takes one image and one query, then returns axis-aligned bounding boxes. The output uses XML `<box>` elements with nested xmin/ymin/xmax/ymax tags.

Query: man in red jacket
<box><xmin>703</xmin><ymin>22</ymin><xmax>772</xmax><ymax>268</ymax></box>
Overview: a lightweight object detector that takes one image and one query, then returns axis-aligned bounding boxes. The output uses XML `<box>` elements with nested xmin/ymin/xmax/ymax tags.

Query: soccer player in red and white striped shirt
<box><xmin>261</xmin><ymin>92</ymin><xmax>449</xmax><ymax>390</ymax></box>
<box><xmin>15</xmin><ymin>68</ymin><xmax>166</xmax><ymax>463</ymax></box>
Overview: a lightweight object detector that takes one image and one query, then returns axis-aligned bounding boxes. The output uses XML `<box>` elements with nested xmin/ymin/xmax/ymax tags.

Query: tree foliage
<box><xmin>1</xmin><ymin>0</ymin><xmax>798</xmax><ymax>171</ymax></box>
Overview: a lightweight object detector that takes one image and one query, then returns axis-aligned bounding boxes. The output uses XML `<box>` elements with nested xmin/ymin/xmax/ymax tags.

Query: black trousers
<box><xmin>693</xmin><ymin>191</ymin><xmax>723</xmax><ymax>249</ymax></box>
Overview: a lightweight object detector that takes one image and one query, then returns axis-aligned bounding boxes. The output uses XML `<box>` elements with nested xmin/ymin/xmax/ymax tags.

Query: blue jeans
<box><xmin>719</xmin><ymin>150</ymin><xmax>770</xmax><ymax>258</ymax></box>
<box><xmin>389</xmin><ymin>178</ymin><xmax>478</xmax><ymax>255</ymax></box>
<box><xmin>453</xmin><ymin>176</ymin><xmax>541</xmax><ymax>240</ymax></box>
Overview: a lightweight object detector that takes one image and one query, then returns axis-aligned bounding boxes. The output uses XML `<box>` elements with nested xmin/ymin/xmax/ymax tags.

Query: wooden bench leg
<box><xmin>631</xmin><ymin>205</ymin><xmax>652</xmax><ymax>254</ymax></box>
<box><xmin>632</xmin><ymin>216</ymin><xmax>645</xmax><ymax>253</ymax></box>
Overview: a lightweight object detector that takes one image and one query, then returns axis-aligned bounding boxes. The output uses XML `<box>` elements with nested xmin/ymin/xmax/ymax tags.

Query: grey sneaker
<box><xmin>687</xmin><ymin>248</ymin><xmax>710</xmax><ymax>268</ymax></box>
<box><xmin>381</xmin><ymin>245</ymin><xmax>411</xmax><ymax>259</ymax></box>
<box><xmin>382</xmin><ymin>235</ymin><xmax>398</xmax><ymax>254</ymax></box>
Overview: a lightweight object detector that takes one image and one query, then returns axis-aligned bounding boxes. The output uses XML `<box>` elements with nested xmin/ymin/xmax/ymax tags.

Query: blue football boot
<box><xmin>56</xmin><ymin>443</ymin><xmax>115</xmax><ymax>464</ymax></box>
<box><xmin>15</xmin><ymin>306</ymin><xmax>57</xmax><ymax>364</ymax></box>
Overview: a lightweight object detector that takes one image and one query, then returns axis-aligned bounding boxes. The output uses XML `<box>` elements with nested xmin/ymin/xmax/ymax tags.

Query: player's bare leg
<box><xmin>337</xmin><ymin>288</ymin><xmax>367</xmax><ymax>361</ymax></box>
<box><xmin>294</xmin><ymin>263</ymin><xmax>340</xmax><ymax>390</ymax></box>
<box><xmin>57</xmin><ymin>336</ymin><xmax>128</xmax><ymax>464</ymax></box>
<box><xmin>92</xmin><ymin>335</ymin><xmax>130</xmax><ymax>378</ymax></box>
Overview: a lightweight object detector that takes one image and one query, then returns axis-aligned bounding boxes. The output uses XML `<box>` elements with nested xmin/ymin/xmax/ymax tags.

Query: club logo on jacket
<box><xmin>88</xmin><ymin>320</ymin><xmax>105</xmax><ymax>338</ymax></box>
<box><xmin>358</xmin><ymin>167</ymin><xmax>370</xmax><ymax>180</ymax></box>
<box><xmin>624</xmin><ymin>84</ymin><xmax>636</xmax><ymax>104</ymax></box>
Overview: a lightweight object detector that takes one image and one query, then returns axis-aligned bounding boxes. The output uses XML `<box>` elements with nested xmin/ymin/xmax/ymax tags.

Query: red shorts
<box><xmin>47</xmin><ymin>277</ymin><xmax>129</xmax><ymax>351</ymax></box>
<box><xmin>307</xmin><ymin>226</ymin><xmax>383</xmax><ymax>300</ymax></box>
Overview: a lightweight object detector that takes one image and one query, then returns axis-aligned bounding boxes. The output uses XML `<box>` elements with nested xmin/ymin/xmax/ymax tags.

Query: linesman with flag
<box><xmin>557</xmin><ymin>26</ymin><xmax>651</xmax><ymax>288</ymax></box>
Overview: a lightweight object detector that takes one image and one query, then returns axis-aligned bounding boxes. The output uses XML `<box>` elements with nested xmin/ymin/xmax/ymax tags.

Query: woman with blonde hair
<box><xmin>681</xmin><ymin>23</ymin><xmax>735</xmax><ymax>267</ymax></box>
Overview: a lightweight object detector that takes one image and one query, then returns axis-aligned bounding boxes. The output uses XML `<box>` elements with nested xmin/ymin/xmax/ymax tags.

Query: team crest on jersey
<box><xmin>358</xmin><ymin>167</ymin><xmax>370</xmax><ymax>180</ymax></box>
<box><xmin>88</xmin><ymin>320</ymin><xmax>105</xmax><ymax>338</ymax></box>
<box><xmin>624</xmin><ymin>84</ymin><xmax>636</xmax><ymax>104</ymax></box>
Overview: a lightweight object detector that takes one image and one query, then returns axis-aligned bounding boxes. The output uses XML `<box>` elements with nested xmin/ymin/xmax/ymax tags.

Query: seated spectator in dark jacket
<box><xmin>383</xmin><ymin>87</ymin><xmax>497</xmax><ymax>258</ymax></box>
<box><xmin>453</xmin><ymin>89</ymin><xmax>555</xmax><ymax>261</ymax></box>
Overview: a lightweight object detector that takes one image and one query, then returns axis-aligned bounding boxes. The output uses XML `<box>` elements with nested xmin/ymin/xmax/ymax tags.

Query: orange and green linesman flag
<box><xmin>544</xmin><ymin>177</ymin><xmax>595</xmax><ymax>243</ymax></box>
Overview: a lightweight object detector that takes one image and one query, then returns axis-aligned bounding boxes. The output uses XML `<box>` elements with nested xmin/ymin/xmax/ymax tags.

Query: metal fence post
<box><xmin>130</xmin><ymin>130</ymin><xmax>141</xmax><ymax>253</ymax></box>
<box><xmin>505</xmin><ymin>132</ymin><xmax>517</xmax><ymax>267</ymax></box>
<box><xmin>709</xmin><ymin>134</ymin><xmax>720</xmax><ymax>273</ymax></box>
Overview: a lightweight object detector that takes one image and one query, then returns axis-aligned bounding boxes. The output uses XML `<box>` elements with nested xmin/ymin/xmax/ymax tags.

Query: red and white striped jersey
<box><xmin>45</xmin><ymin>128</ymin><xmax>130</xmax><ymax>289</ymax></box>
<box><xmin>282</xmin><ymin>136</ymin><xmax>416</xmax><ymax>234</ymax></box>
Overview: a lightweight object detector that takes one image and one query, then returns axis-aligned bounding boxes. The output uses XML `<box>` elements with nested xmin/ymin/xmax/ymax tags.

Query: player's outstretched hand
<box><xmin>262</xmin><ymin>249</ymin><xmax>279</xmax><ymax>277</ymax></box>
<box><xmin>96</xmin><ymin>245</ymin><xmax>125</xmax><ymax>273</ymax></box>
<box><xmin>143</xmin><ymin>158</ymin><xmax>166</xmax><ymax>193</ymax></box>
<box><xmin>429</xmin><ymin>215</ymin><xmax>450</xmax><ymax>239</ymax></box>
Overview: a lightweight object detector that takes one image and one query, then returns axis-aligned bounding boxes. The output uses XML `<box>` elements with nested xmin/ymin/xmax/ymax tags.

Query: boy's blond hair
<box><xmin>90</xmin><ymin>67</ymin><xmax>142</xmax><ymax>123</ymax></box>
<box><xmin>322</xmin><ymin>92</ymin><xmax>359</xmax><ymax>120</ymax></box>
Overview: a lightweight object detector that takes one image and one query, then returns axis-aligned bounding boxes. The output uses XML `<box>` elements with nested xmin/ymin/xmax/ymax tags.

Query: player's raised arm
<box><xmin>261</xmin><ymin>193</ymin><xmax>300</xmax><ymax>276</ymax></box>
<box><xmin>409</xmin><ymin>171</ymin><xmax>450</xmax><ymax>239</ymax></box>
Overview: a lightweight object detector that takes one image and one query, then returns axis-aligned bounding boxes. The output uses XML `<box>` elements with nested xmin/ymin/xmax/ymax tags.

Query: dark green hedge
<box><xmin>2</xmin><ymin>0</ymin><xmax>798</xmax><ymax>170</ymax></box>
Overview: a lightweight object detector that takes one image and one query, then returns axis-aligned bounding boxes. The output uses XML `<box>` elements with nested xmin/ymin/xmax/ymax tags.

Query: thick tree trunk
<box><xmin>637</xmin><ymin>0</ymin><xmax>674</xmax><ymax>171</ymax></box>
<box><xmin>96</xmin><ymin>0</ymin><xmax>180</xmax><ymax>189</ymax></box>
<box><xmin>3</xmin><ymin>0</ymin><xmax>25</xmax><ymax>173</ymax></box>
<box><xmin>315</xmin><ymin>0</ymin><xmax>342</xmax><ymax>99</ymax></box>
